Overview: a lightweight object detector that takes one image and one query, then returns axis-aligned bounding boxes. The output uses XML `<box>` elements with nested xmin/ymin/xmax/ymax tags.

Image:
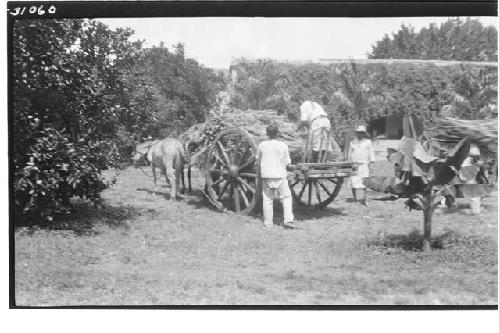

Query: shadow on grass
<box><xmin>136</xmin><ymin>187</ymin><xmax>187</xmax><ymax>201</ymax></box>
<box><xmin>139</xmin><ymin>185</ymin><xmax>257</xmax><ymax>214</ymax></box>
<box><xmin>293</xmin><ymin>205</ymin><xmax>347</xmax><ymax>221</ymax></box>
<box><xmin>238</xmin><ymin>198</ymin><xmax>348</xmax><ymax>222</ymax></box>
<box><xmin>183</xmin><ymin>189</ymin><xmax>225</xmax><ymax>212</ymax></box>
<box><xmin>137</xmin><ymin>187</ymin><xmax>171</xmax><ymax>199</ymax></box>
<box><xmin>136</xmin><ymin>185</ymin><xmax>195</xmax><ymax>198</ymax></box>
<box><xmin>368</xmin><ymin>229</ymin><xmax>495</xmax><ymax>253</ymax></box>
<box><xmin>15</xmin><ymin>202</ymin><xmax>138</xmax><ymax>236</ymax></box>
<box><xmin>367</xmin><ymin>230</ymin><xmax>467</xmax><ymax>252</ymax></box>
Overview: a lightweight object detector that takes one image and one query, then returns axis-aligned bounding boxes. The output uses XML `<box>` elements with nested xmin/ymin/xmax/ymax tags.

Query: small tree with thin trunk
<box><xmin>364</xmin><ymin>138</ymin><xmax>494</xmax><ymax>251</ymax></box>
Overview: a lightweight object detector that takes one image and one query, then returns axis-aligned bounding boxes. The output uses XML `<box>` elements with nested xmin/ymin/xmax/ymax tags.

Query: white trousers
<box><xmin>262</xmin><ymin>178</ymin><xmax>294</xmax><ymax>226</ymax></box>
<box><xmin>465</xmin><ymin>179</ymin><xmax>481</xmax><ymax>214</ymax></box>
<box><xmin>349</xmin><ymin>163</ymin><xmax>370</xmax><ymax>189</ymax></box>
<box><xmin>310</xmin><ymin>117</ymin><xmax>331</xmax><ymax>151</ymax></box>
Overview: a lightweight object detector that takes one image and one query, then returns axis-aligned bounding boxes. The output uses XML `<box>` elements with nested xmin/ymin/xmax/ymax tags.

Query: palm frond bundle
<box><xmin>182</xmin><ymin>109</ymin><xmax>308</xmax><ymax>169</ymax></box>
<box><xmin>427</xmin><ymin>117</ymin><xmax>498</xmax><ymax>155</ymax></box>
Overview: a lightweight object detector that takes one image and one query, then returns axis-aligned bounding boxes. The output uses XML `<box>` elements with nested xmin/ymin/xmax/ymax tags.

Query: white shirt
<box><xmin>299</xmin><ymin>101</ymin><xmax>327</xmax><ymax>123</ymax></box>
<box><xmin>348</xmin><ymin>138</ymin><xmax>376</xmax><ymax>164</ymax></box>
<box><xmin>257</xmin><ymin>140</ymin><xmax>291</xmax><ymax>179</ymax></box>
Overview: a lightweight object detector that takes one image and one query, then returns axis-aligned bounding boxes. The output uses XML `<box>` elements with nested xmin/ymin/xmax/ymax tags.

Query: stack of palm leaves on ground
<box><xmin>427</xmin><ymin>117</ymin><xmax>498</xmax><ymax>155</ymax></box>
<box><xmin>180</xmin><ymin>109</ymin><xmax>311</xmax><ymax>169</ymax></box>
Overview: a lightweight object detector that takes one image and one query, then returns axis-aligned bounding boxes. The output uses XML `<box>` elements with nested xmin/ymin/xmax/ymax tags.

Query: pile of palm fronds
<box><xmin>180</xmin><ymin>109</ymin><xmax>307</xmax><ymax>168</ymax></box>
<box><xmin>427</xmin><ymin>117</ymin><xmax>498</xmax><ymax>155</ymax></box>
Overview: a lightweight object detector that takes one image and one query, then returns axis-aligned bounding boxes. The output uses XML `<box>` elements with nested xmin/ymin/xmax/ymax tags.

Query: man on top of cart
<box><xmin>298</xmin><ymin>101</ymin><xmax>340</xmax><ymax>161</ymax></box>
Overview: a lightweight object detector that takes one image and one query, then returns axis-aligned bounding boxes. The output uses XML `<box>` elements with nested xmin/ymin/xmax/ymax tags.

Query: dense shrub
<box><xmin>446</xmin><ymin>66</ymin><xmax>498</xmax><ymax>120</ymax></box>
<box><xmin>231</xmin><ymin>59</ymin><xmax>282</xmax><ymax>110</ymax></box>
<box><xmin>229</xmin><ymin>59</ymin><xmax>497</xmax><ymax>147</ymax></box>
<box><xmin>14</xmin><ymin>118</ymin><xmax>118</xmax><ymax>222</ymax></box>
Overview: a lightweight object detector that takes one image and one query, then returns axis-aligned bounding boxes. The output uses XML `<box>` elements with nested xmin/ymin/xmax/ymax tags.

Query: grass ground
<box><xmin>14</xmin><ymin>161</ymin><xmax>498</xmax><ymax>306</ymax></box>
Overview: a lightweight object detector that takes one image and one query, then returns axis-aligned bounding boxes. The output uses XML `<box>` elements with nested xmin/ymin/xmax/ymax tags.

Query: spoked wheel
<box><xmin>289</xmin><ymin>176</ymin><xmax>344</xmax><ymax>209</ymax></box>
<box><xmin>204</xmin><ymin>128</ymin><xmax>259</xmax><ymax>215</ymax></box>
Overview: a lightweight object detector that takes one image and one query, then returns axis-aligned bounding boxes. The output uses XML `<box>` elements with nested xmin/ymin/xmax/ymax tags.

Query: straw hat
<box><xmin>355</xmin><ymin>125</ymin><xmax>367</xmax><ymax>133</ymax></box>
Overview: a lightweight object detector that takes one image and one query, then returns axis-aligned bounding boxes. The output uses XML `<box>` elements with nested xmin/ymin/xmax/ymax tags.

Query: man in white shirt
<box><xmin>256</xmin><ymin>124</ymin><xmax>294</xmax><ymax>228</ymax></box>
<box><xmin>348</xmin><ymin>125</ymin><xmax>376</xmax><ymax>206</ymax></box>
<box><xmin>298</xmin><ymin>101</ymin><xmax>338</xmax><ymax>161</ymax></box>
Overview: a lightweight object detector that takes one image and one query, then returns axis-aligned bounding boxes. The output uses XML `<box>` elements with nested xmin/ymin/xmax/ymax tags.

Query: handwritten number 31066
<box><xmin>10</xmin><ymin>5</ymin><xmax>57</xmax><ymax>16</ymax></box>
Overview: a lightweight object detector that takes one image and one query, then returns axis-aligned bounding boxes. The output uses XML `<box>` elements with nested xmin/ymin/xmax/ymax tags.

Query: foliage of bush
<box><xmin>229</xmin><ymin>59</ymin><xmax>497</xmax><ymax>147</ymax></box>
<box><xmin>140</xmin><ymin>44</ymin><xmax>226</xmax><ymax>134</ymax></box>
<box><xmin>446</xmin><ymin>66</ymin><xmax>498</xmax><ymax>120</ymax></box>
<box><xmin>14</xmin><ymin>118</ymin><xmax>118</xmax><ymax>222</ymax></box>
<box><xmin>231</xmin><ymin>59</ymin><xmax>282</xmax><ymax>110</ymax></box>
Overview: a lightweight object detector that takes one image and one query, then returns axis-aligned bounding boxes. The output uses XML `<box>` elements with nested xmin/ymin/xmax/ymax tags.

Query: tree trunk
<box><xmin>422</xmin><ymin>207</ymin><xmax>433</xmax><ymax>252</ymax></box>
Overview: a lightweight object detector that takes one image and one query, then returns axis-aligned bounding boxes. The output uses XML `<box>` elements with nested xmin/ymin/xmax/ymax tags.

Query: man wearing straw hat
<box><xmin>298</xmin><ymin>101</ymin><xmax>340</xmax><ymax>161</ymax></box>
<box><xmin>348</xmin><ymin>125</ymin><xmax>376</xmax><ymax>206</ymax></box>
<box><xmin>462</xmin><ymin>144</ymin><xmax>483</xmax><ymax>215</ymax></box>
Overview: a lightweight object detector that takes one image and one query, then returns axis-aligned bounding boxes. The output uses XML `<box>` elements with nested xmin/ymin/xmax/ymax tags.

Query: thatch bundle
<box><xmin>180</xmin><ymin>109</ymin><xmax>317</xmax><ymax>168</ymax></box>
<box><xmin>427</xmin><ymin>117</ymin><xmax>498</xmax><ymax>155</ymax></box>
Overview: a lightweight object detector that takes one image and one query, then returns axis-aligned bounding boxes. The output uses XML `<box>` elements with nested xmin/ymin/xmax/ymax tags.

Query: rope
<box><xmin>139</xmin><ymin>165</ymin><xmax>153</xmax><ymax>177</ymax></box>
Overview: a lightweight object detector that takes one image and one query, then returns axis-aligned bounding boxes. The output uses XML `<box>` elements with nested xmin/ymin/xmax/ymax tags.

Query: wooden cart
<box><xmin>203</xmin><ymin>127</ymin><xmax>354</xmax><ymax>214</ymax></box>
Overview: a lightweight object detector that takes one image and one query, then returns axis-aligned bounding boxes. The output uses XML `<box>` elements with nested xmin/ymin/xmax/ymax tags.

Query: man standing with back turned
<box><xmin>256</xmin><ymin>124</ymin><xmax>294</xmax><ymax>228</ymax></box>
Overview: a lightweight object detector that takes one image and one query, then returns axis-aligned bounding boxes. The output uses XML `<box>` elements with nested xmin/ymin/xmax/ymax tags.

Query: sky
<box><xmin>98</xmin><ymin>17</ymin><xmax>498</xmax><ymax>69</ymax></box>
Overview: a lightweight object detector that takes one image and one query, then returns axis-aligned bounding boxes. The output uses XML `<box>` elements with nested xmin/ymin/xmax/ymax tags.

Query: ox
<box><xmin>132</xmin><ymin>138</ymin><xmax>190</xmax><ymax>199</ymax></box>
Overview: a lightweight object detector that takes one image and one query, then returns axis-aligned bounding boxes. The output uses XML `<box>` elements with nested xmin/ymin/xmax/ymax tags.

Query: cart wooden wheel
<box><xmin>289</xmin><ymin>176</ymin><xmax>344</xmax><ymax>208</ymax></box>
<box><xmin>204</xmin><ymin>128</ymin><xmax>259</xmax><ymax>215</ymax></box>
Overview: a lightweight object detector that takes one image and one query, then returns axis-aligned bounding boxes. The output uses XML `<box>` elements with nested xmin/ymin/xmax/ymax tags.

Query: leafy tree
<box><xmin>364</xmin><ymin>138</ymin><xmax>494</xmax><ymax>251</ymax></box>
<box><xmin>443</xmin><ymin>65</ymin><xmax>498</xmax><ymax>120</ymax></box>
<box><xmin>284</xmin><ymin>64</ymin><xmax>338</xmax><ymax>118</ymax></box>
<box><xmin>231</xmin><ymin>59</ymin><xmax>282</xmax><ymax>110</ymax></box>
<box><xmin>369</xmin><ymin>18</ymin><xmax>498</xmax><ymax>62</ymax></box>
<box><xmin>13</xmin><ymin>19</ymin><xmax>138</xmax><ymax>221</ymax></box>
<box><xmin>140</xmin><ymin>43</ymin><xmax>225</xmax><ymax>136</ymax></box>
<box><xmin>330</xmin><ymin>62</ymin><xmax>389</xmax><ymax>127</ymax></box>
<box><xmin>373</xmin><ymin>63</ymin><xmax>454</xmax><ymax>125</ymax></box>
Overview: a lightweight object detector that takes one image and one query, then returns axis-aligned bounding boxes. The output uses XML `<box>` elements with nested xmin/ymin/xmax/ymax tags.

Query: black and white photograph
<box><xmin>8</xmin><ymin>1</ymin><xmax>498</xmax><ymax>311</ymax></box>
